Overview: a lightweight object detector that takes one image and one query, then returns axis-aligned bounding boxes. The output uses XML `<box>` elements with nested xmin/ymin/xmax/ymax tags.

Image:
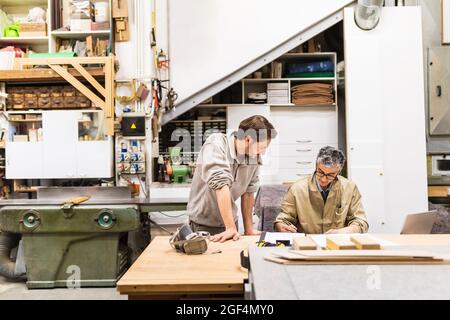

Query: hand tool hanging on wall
<box><xmin>151</xmin><ymin>8</ymin><xmax>159</xmax><ymax>72</ymax></box>
<box><xmin>115</xmin><ymin>80</ymin><xmax>136</xmax><ymax>105</ymax></box>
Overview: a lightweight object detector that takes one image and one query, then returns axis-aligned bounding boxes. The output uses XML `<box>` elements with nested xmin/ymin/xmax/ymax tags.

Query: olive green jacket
<box><xmin>274</xmin><ymin>175</ymin><xmax>369</xmax><ymax>234</ymax></box>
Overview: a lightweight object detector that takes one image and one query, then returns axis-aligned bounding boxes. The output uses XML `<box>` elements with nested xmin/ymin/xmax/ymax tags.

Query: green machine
<box><xmin>0</xmin><ymin>196</ymin><xmax>140</xmax><ymax>288</ymax></box>
<box><xmin>170</xmin><ymin>147</ymin><xmax>190</xmax><ymax>183</ymax></box>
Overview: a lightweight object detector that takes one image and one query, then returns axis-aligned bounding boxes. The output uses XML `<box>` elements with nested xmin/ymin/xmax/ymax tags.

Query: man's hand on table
<box><xmin>210</xmin><ymin>227</ymin><xmax>240</xmax><ymax>242</ymax></box>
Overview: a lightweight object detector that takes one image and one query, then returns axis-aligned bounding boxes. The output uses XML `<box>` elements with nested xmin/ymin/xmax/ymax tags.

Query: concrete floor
<box><xmin>0</xmin><ymin>276</ymin><xmax>127</xmax><ymax>300</ymax></box>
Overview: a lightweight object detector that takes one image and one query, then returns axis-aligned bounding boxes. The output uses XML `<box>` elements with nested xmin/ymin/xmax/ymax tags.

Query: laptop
<box><xmin>400</xmin><ymin>210</ymin><xmax>438</xmax><ymax>234</ymax></box>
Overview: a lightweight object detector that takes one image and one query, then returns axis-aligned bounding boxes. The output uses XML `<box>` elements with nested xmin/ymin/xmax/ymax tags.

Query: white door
<box><xmin>6</xmin><ymin>142</ymin><xmax>44</xmax><ymax>179</ymax></box>
<box><xmin>344</xmin><ymin>7</ymin><xmax>428</xmax><ymax>233</ymax></box>
<box><xmin>42</xmin><ymin>111</ymin><xmax>78</xmax><ymax>179</ymax></box>
<box><xmin>76</xmin><ymin>140</ymin><xmax>114</xmax><ymax>178</ymax></box>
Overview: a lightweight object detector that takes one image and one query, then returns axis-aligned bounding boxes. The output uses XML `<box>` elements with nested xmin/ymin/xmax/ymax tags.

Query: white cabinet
<box><xmin>76</xmin><ymin>141</ymin><xmax>113</xmax><ymax>178</ymax></box>
<box><xmin>6</xmin><ymin>110</ymin><xmax>113</xmax><ymax>179</ymax></box>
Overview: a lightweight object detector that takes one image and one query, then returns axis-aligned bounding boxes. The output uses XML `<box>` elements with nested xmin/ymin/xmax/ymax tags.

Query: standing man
<box><xmin>274</xmin><ymin>146</ymin><xmax>369</xmax><ymax>234</ymax></box>
<box><xmin>187</xmin><ymin>115</ymin><xmax>277</xmax><ymax>242</ymax></box>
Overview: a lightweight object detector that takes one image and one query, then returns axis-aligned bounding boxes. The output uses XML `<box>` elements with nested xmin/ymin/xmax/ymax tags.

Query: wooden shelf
<box><xmin>51</xmin><ymin>30</ymin><xmax>110</xmax><ymax>39</ymax></box>
<box><xmin>0</xmin><ymin>0</ymin><xmax>47</xmax><ymax>5</ymax></box>
<box><xmin>15</xmin><ymin>187</ymin><xmax>38</xmax><ymax>193</ymax></box>
<box><xmin>242</xmin><ymin>77</ymin><xmax>335</xmax><ymax>83</ymax></box>
<box><xmin>0</xmin><ymin>36</ymin><xmax>48</xmax><ymax>45</ymax></box>
<box><xmin>8</xmin><ymin>119</ymin><xmax>42</xmax><ymax>123</ymax></box>
<box><xmin>279</xmin><ymin>52</ymin><xmax>337</xmax><ymax>60</ymax></box>
<box><xmin>0</xmin><ymin>67</ymin><xmax>105</xmax><ymax>82</ymax></box>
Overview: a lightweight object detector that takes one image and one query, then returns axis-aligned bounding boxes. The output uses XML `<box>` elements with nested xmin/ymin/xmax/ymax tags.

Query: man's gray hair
<box><xmin>316</xmin><ymin>146</ymin><xmax>346</xmax><ymax>168</ymax></box>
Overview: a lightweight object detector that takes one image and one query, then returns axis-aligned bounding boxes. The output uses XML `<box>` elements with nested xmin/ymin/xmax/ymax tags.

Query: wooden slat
<box><xmin>350</xmin><ymin>235</ymin><xmax>381</xmax><ymax>250</ymax></box>
<box><xmin>16</xmin><ymin>57</ymin><xmax>109</xmax><ymax>66</ymax></box>
<box><xmin>326</xmin><ymin>236</ymin><xmax>357</xmax><ymax>250</ymax></box>
<box><xmin>293</xmin><ymin>236</ymin><xmax>319</xmax><ymax>250</ymax></box>
<box><xmin>48</xmin><ymin>64</ymin><xmax>106</xmax><ymax>110</ymax></box>
<box><xmin>0</xmin><ymin>68</ymin><xmax>105</xmax><ymax>82</ymax></box>
<box><xmin>71</xmin><ymin>63</ymin><xmax>106</xmax><ymax>97</ymax></box>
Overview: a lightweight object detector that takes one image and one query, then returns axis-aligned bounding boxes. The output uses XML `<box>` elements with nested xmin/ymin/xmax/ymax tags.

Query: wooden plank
<box><xmin>105</xmin><ymin>54</ymin><xmax>114</xmax><ymax>118</ymax></box>
<box><xmin>71</xmin><ymin>63</ymin><xmax>106</xmax><ymax>97</ymax></box>
<box><xmin>350</xmin><ymin>235</ymin><xmax>381</xmax><ymax>250</ymax></box>
<box><xmin>326</xmin><ymin>236</ymin><xmax>357</xmax><ymax>250</ymax></box>
<box><xmin>428</xmin><ymin>186</ymin><xmax>450</xmax><ymax>198</ymax></box>
<box><xmin>265</xmin><ymin>256</ymin><xmax>450</xmax><ymax>265</ymax></box>
<box><xmin>282</xmin><ymin>250</ymin><xmax>439</xmax><ymax>259</ymax></box>
<box><xmin>116</xmin><ymin>236</ymin><xmax>258</xmax><ymax>296</ymax></box>
<box><xmin>48</xmin><ymin>64</ymin><xmax>106</xmax><ymax>110</ymax></box>
<box><xmin>16</xmin><ymin>57</ymin><xmax>109</xmax><ymax>66</ymax></box>
<box><xmin>104</xmin><ymin>55</ymin><xmax>114</xmax><ymax>135</ymax></box>
<box><xmin>292</xmin><ymin>236</ymin><xmax>319</xmax><ymax>250</ymax></box>
<box><xmin>0</xmin><ymin>68</ymin><xmax>105</xmax><ymax>82</ymax></box>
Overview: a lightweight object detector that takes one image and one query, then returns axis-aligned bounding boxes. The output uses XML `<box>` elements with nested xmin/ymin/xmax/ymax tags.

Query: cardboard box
<box><xmin>91</xmin><ymin>21</ymin><xmax>110</xmax><ymax>30</ymax></box>
<box><xmin>19</xmin><ymin>23</ymin><xmax>47</xmax><ymax>37</ymax></box>
<box><xmin>9</xmin><ymin>114</ymin><xmax>24</xmax><ymax>121</ymax></box>
<box><xmin>25</xmin><ymin>114</ymin><xmax>40</xmax><ymax>120</ymax></box>
<box><xmin>13</xmin><ymin>135</ymin><xmax>28</xmax><ymax>142</ymax></box>
<box><xmin>70</xmin><ymin>18</ymin><xmax>92</xmax><ymax>31</ymax></box>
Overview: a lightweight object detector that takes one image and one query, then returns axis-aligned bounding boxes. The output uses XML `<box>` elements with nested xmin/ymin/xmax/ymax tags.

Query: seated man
<box><xmin>274</xmin><ymin>146</ymin><xmax>368</xmax><ymax>234</ymax></box>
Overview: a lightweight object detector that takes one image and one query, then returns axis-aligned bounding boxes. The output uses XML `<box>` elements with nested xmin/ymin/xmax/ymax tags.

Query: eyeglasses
<box><xmin>315</xmin><ymin>168</ymin><xmax>340</xmax><ymax>181</ymax></box>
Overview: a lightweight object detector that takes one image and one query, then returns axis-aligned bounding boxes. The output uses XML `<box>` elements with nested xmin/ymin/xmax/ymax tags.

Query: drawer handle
<box><xmin>296</xmin><ymin>161</ymin><xmax>312</xmax><ymax>165</ymax></box>
<box><xmin>296</xmin><ymin>149</ymin><xmax>312</xmax><ymax>152</ymax></box>
<box><xmin>296</xmin><ymin>140</ymin><xmax>312</xmax><ymax>143</ymax></box>
<box><xmin>296</xmin><ymin>173</ymin><xmax>309</xmax><ymax>177</ymax></box>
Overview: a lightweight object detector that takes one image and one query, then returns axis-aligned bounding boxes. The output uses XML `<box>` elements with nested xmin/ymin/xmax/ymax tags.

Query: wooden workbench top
<box><xmin>117</xmin><ymin>235</ymin><xmax>259</xmax><ymax>297</ymax></box>
<box><xmin>378</xmin><ymin>234</ymin><xmax>450</xmax><ymax>246</ymax></box>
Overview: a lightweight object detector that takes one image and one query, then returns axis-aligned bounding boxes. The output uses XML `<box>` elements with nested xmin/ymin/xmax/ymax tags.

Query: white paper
<box><xmin>263</xmin><ymin>232</ymin><xmax>305</xmax><ymax>244</ymax></box>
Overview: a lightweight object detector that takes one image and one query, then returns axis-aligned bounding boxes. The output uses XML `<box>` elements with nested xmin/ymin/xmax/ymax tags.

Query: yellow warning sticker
<box><xmin>131</xmin><ymin>123</ymin><xmax>137</xmax><ymax>129</ymax></box>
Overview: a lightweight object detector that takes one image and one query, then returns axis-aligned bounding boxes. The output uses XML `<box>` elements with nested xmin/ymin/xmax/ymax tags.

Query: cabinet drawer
<box><xmin>277</xmin><ymin>136</ymin><xmax>337</xmax><ymax>145</ymax></box>
<box><xmin>261</xmin><ymin>156</ymin><xmax>315</xmax><ymax>171</ymax></box>
<box><xmin>278</xmin><ymin>156</ymin><xmax>315</xmax><ymax>169</ymax></box>
<box><xmin>272</xmin><ymin>143</ymin><xmax>337</xmax><ymax>157</ymax></box>
<box><xmin>262</xmin><ymin>168</ymin><xmax>313</xmax><ymax>183</ymax></box>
